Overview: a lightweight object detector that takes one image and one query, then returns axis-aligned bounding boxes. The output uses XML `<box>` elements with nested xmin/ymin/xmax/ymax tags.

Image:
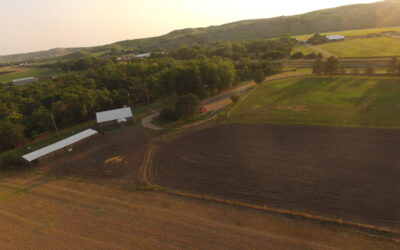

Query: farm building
<box><xmin>326</xmin><ymin>35</ymin><xmax>345</xmax><ymax>41</ymax></box>
<box><xmin>135</xmin><ymin>53</ymin><xmax>151</xmax><ymax>58</ymax></box>
<box><xmin>12</xmin><ymin>77</ymin><xmax>39</xmax><ymax>86</ymax></box>
<box><xmin>22</xmin><ymin>129</ymin><xmax>99</xmax><ymax>163</ymax></box>
<box><xmin>96</xmin><ymin>107</ymin><xmax>133</xmax><ymax>127</ymax></box>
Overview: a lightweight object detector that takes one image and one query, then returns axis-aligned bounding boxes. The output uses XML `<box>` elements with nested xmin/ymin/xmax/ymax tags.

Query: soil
<box><xmin>38</xmin><ymin>127</ymin><xmax>151</xmax><ymax>186</ymax></box>
<box><xmin>149</xmin><ymin>123</ymin><xmax>400</xmax><ymax>231</ymax></box>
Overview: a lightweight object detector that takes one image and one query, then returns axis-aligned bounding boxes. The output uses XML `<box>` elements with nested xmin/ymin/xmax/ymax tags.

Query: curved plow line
<box><xmin>141</xmin><ymin>142</ymin><xmax>400</xmax><ymax>242</ymax></box>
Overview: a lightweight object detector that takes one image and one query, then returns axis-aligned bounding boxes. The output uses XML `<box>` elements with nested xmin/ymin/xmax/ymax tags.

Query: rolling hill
<box><xmin>1</xmin><ymin>0</ymin><xmax>400</xmax><ymax>63</ymax></box>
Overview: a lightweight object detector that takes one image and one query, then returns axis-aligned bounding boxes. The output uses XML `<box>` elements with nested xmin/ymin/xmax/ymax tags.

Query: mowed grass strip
<box><xmin>232</xmin><ymin>76</ymin><xmax>400</xmax><ymax>128</ymax></box>
<box><xmin>316</xmin><ymin>37</ymin><xmax>400</xmax><ymax>58</ymax></box>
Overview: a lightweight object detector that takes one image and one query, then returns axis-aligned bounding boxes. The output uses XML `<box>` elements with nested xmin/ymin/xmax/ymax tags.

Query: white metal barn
<box><xmin>326</xmin><ymin>35</ymin><xmax>345</xmax><ymax>41</ymax></box>
<box><xmin>12</xmin><ymin>77</ymin><xmax>39</xmax><ymax>86</ymax></box>
<box><xmin>22</xmin><ymin>129</ymin><xmax>99</xmax><ymax>163</ymax></box>
<box><xmin>96</xmin><ymin>107</ymin><xmax>133</xmax><ymax>127</ymax></box>
<box><xmin>135</xmin><ymin>53</ymin><xmax>151</xmax><ymax>58</ymax></box>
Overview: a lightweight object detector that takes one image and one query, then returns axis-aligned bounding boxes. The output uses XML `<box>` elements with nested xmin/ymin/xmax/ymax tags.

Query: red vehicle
<box><xmin>199</xmin><ymin>106</ymin><xmax>208</xmax><ymax>113</ymax></box>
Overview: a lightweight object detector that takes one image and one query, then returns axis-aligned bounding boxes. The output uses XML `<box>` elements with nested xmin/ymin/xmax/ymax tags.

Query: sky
<box><xmin>0</xmin><ymin>0</ymin><xmax>379</xmax><ymax>55</ymax></box>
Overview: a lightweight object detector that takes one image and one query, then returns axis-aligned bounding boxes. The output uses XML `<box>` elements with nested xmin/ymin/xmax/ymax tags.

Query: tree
<box><xmin>388</xmin><ymin>56</ymin><xmax>398</xmax><ymax>76</ymax></box>
<box><xmin>312</xmin><ymin>58</ymin><xmax>324</xmax><ymax>74</ymax></box>
<box><xmin>364</xmin><ymin>65</ymin><xmax>375</xmax><ymax>76</ymax></box>
<box><xmin>174</xmin><ymin>94</ymin><xmax>200</xmax><ymax>120</ymax></box>
<box><xmin>262</xmin><ymin>50</ymin><xmax>287</xmax><ymax>60</ymax></box>
<box><xmin>307</xmin><ymin>34</ymin><xmax>329</xmax><ymax>45</ymax></box>
<box><xmin>338</xmin><ymin>65</ymin><xmax>346</xmax><ymax>75</ymax></box>
<box><xmin>0</xmin><ymin>121</ymin><xmax>25</xmax><ymax>151</ymax></box>
<box><xmin>291</xmin><ymin>52</ymin><xmax>304</xmax><ymax>59</ymax></box>
<box><xmin>254</xmin><ymin>70</ymin><xmax>265</xmax><ymax>84</ymax></box>
<box><xmin>324</xmin><ymin>56</ymin><xmax>339</xmax><ymax>75</ymax></box>
<box><xmin>352</xmin><ymin>66</ymin><xmax>360</xmax><ymax>75</ymax></box>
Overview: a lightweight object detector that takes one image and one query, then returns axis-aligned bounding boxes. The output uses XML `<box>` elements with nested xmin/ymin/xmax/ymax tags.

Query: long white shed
<box><xmin>22</xmin><ymin>129</ymin><xmax>98</xmax><ymax>162</ymax></box>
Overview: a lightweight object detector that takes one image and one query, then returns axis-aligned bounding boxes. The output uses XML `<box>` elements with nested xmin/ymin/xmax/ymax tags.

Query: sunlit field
<box><xmin>232</xmin><ymin>76</ymin><xmax>400</xmax><ymax>128</ymax></box>
<box><xmin>316</xmin><ymin>37</ymin><xmax>400</xmax><ymax>58</ymax></box>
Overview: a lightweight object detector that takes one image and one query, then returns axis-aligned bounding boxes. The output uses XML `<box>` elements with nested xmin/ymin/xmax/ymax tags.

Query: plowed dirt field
<box><xmin>149</xmin><ymin>124</ymin><xmax>400</xmax><ymax>231</ymax></box>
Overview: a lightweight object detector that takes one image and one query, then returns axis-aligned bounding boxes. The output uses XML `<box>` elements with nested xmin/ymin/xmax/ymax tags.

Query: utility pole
<box><xmin>50</xmin><ymin>112</ymin><xmax>59</xmax><ymax>135</ymax></box>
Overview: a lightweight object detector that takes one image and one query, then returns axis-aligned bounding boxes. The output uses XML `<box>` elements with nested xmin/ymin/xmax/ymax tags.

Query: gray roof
<box><xmin>326</xmin><ymin>35</ymin><xmax>345</xmax><ymax>40</ymax></box>
<box><xmin>12</xmin><ymin>77</ymin><xmax>38</xmax><ymax>83</ymax></box>
<box><xmin>22</xmin><ymin>129</ymin><xmax>98</xmax><ymax>162</ymax></box>
<box><xmin>96</xmin><ymin>107</ymin><xmax>133</xmax><ymax>123</ymax></box>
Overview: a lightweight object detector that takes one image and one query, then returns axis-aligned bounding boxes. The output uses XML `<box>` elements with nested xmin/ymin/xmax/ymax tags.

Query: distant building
<box><xmin>118</xmin><ymin>54</ymin><xmax>135</xmax><ymax>61</ymax></box>
<box><xmin>12</xmin><ymin>77</ymin><xmax>39</xmax><ymax>86</ymax></box>
<box><xmin>326</xmin><ymin>35</ymin><xmax>345</xmax><ymax>41</ymax></box>
<box><xmin>22</xmin><ymin>129</ymin><xmax>99</xmax><ymax>163</ymax></box>
<box><xmin>295</xmin><ymin>38</ymin><xmax>307</xmax><ymax>44</ymax></box>
<box><xmin>135</xmin><ymin>53</ymin><xmax>151</xmax><ymax>58</ymax></box>
<box><xmin>96</xmin><ymin>107</ymin><xmax>133</xmax><ymax>127</ymax></box>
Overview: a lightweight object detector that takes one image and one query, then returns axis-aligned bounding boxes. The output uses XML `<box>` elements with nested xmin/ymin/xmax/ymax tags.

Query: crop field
<box><xmin>0</xmin><ymin>66</ymin><xmax>59</xmax><ymax>83</ymax></box>
<box><xmin>295</xmin><ymin>26</ymin><xmax>400</xmax><ymax>40</ymax></box>
<box><xmin>148</xmin><ymin>123</ymin><xmax>400</xmax><ymax>231</ymax></box>
<box><xmin>315</xmin><ymin>37</ymin><xmax>400</xmax><ymax>58</ymax></box>
<box><xmin>2</xmin><ymin>172</ymin><xmax>399</xmax><ymax>249</ymax></box>
<box><xmin>38</xmin><ymin>127</ymin><xmax>151</xmax><ymax>186</ymax></box>
<box><xmin>232</xmin><ymin>76</ymin><xmax>400</xmax><ymax>128</ymax></box>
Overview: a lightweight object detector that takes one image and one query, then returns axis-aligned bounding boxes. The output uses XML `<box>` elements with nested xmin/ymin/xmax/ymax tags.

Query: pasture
<box><xmin>316</xmin><ymin>37</ymin><xmax>400</xmax><ymax>58</ymax></box>
<box><xmin>294</xmin><ymin>26</ymin><xmax>400</xmax><ymax>40</ymax></box>
<box><xmin>0</xmin><ymin>66</ymin><xmax>59</xmax><ymax>83</ymax></box>
<box><xmin>148</xmin><ymin>123</ymin><xmax>400</xmax><ymax>231</ymax></box>
<box><xmin>232</xmin><ymin>76</ymin><xmax>400</xmax><ymax>128</ymax></box>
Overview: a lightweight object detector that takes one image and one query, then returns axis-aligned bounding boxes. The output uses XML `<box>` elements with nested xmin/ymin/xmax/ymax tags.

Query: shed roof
<box><xmin>12</xmin><ymin>77</ymin><xmax>38</xmax><ymax>83</ymax></box>
<box><xmin>22</xmin><ymin>129</ymin><xmax>98</xmax><ymax>162</ymax></box>
<box><xmin>96</xmin><ymin>107</ymin><xmax>133</xmax><ymax>123</ymax></box>
<box><xmin>326</xmin><ymin>35</ymin><xmax>345</xmax><ymax>40</ymax></box>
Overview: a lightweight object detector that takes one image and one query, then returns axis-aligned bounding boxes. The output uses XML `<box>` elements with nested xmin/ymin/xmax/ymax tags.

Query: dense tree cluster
<box><xmin>313</xmin><ymin>56</ymin><xmax>340</xmax><ymax>75</ymax></box>
<box><xmin>307</xmin><ymin>34</ymin><xmax>329</xmax><ymax>45</ymax></box>
<box><xmin>291</xmin><ymin>52</ymin><xmax>322</xmax><ymax>59</ymax></box>
<box><xmin>169</xmin><ymin>37</ymin><xmax>296</xmax><ymax>61</ymax></box>
<box><xmin>0</xmin><ymin>38</ymin><xmax>289</xmax><ymax>153</ymax></box>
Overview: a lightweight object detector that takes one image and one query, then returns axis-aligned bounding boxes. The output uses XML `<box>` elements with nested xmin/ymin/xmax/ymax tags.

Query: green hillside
<box><xmin>0</xmin><ymin>48</ymin><xmax>83</xmax><ymax>63</ymax></box>
<box><xmin>114</xmin><ymin>1</ymin><xmax>400</xmax><ymax>51</ymax></box>
<box><xmin>2</xmin><ymin>0</ymin><xmax>400</xmax><ymax>63</ymax></box>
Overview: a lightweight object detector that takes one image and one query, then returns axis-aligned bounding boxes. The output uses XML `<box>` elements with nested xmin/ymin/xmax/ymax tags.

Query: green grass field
<box><xmin>232</xmin><ymin>76</ymin><xmax>400</xmax><ymax>128</ymax></box>
<box><xmin>295</xmin><ymin>26</ymin><xmax>400</xmax><ymax>40</ymax></box>
<box><xmin>315</xmin><ymin>37</ymin><xmax>400</xmax><ymax>58</ymax></box>
<box><xmin>0</xmin><ymin>67</ymin><xmax>59</xmax><ymax>83</ymax></box>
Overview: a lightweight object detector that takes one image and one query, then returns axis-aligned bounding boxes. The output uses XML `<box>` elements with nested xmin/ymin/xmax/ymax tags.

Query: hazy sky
<box><xmin>0</xmin><ymin>0</ymin><xmax>378</xmax><ymax>55</ymax></box>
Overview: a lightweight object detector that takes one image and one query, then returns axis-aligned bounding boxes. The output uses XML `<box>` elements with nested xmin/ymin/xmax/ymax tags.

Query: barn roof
<box><xmin>22</xmin><ymin>129</ymin><xmax>98</xmax><ymax>162</ymax></box>
<box><xmin>326</xmin><ymin>35</ymin><xmax>345</xmax><ymax>40</ymax></box>
<box><xmin>96</xmin><ymin>107</ymin><xmax>133</xmax><ymax>123</ymax></box>
<box><xmin>12</xmin><ymin>77</ymin><xmax>38</xmax><ymax>82</ymax></box>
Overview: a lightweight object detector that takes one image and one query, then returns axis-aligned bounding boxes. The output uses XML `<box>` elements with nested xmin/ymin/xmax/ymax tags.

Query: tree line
<box><xmin>0</xmin><ymin>38</ymin><xmax>292</xmax><ymax>154</ymax></box>
<box><xmin>312</xmin><ymin>56</ymin><xmax>400</xmax><ymax>76</ymax></box>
